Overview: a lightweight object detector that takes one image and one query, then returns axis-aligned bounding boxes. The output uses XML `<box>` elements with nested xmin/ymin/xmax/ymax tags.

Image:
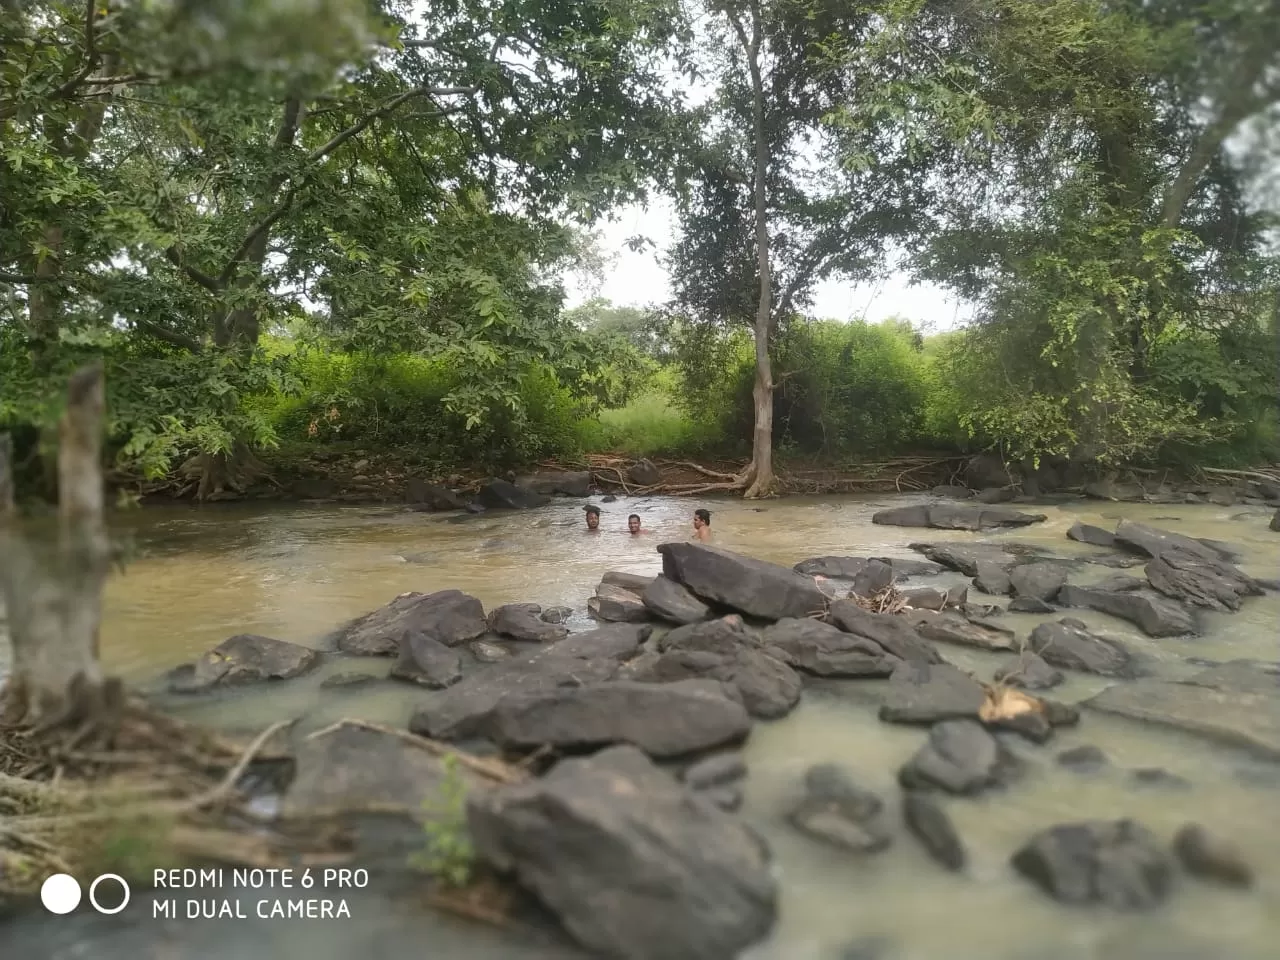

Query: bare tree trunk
<box><xmin>0</xmin><ymin>362</ymin><xmax>113</xmax><ymax>727</ymax></box>
<box><xmin>730</xmin><ymin>1</ymin><xmax>778</xmax><ymax>499</ymax></box>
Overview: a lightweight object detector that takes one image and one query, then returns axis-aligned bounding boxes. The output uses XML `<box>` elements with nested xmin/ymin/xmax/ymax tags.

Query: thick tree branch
<box><xmin>217</xmin><ymin>192</ymin><xmax>298</xmax><ymax>284</ymax></box>
<box><xmin>305</xmin><ymin>85</ymin><xmax>478</xmax><ymax>164</ymax></box>
<box><xmin>54</xmin><ymin>0</ymin><xmax>101</xmax><ymax>98</ymax></box>
<box><xmin>131</xmin><ymin>317</ymin><xmax>202</xmax><ymax>352</ymax></box>
<box><xmin>164</xmin><ymin>248</ymin><xmax>221</xmax><ymax>292</ymax></box>
<box><xmin>0</xmin><ymin>270</ymin><xmax>37</xmax><ymax>284</ymax></box>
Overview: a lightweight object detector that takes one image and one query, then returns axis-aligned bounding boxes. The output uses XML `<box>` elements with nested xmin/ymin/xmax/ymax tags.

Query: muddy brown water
<box><xmin>2</xmin><ymin>493</ymin><xmax>1280</xmax><ymax>959</ymax></box>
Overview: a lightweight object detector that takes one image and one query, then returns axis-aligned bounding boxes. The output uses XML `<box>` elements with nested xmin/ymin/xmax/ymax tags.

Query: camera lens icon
<box><xmin>40</xmin><ymin>873</ymin><xmax>131</xmax><ymax>915</ymax></box>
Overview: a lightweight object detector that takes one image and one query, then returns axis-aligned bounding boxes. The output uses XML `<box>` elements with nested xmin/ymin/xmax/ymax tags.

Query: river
<box><xmin>3</xmin><ymin>492</ymin><xmax>1280</xmax><ymax>959</ymax></box>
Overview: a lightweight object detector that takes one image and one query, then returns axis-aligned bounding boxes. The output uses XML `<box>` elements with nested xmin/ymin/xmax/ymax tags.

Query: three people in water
<box><xmin>583</xmin><ymin>505</ymin><xmax>711</xmax><ymax>541</ymax></box>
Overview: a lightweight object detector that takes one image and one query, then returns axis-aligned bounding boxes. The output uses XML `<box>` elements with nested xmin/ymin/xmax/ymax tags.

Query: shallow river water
<box><xmin>3</xmin><ymin>492</ymin><xmax>1280</xmax><ymax>960</ymax></box>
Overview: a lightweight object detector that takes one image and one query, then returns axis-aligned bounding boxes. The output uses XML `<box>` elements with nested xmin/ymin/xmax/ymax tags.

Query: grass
<box><xmin>577</xmin><ymin>389</ymin><xmax>725</xmax><ymax>458</ymax></box>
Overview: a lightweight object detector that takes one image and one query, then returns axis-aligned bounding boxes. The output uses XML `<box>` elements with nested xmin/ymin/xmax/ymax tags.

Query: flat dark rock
<box><xmin>1083</xmin><ymin>681</ymin><xmax>1280</xmax><ymax>759</ymax></box>
<box><xmin>602</xmin><ymin>570</ymin><xmax>658</xmax><ymax>594</ymax></box>
<box><xmin>1113</xmin><ymin>519</ymin><xmax>1237</xmax><ymax>562</ymax></box>
<box><xmin>827</xmin><ymin>601</ymin><xmax>944</xmax><ymax>664</ymax></box>
<box><xmin>466</xmin><ymin>744</ymin><xmax>777</xmax><ymax>960</ymax></box>
<box><xmin>908</xmin><ymin>543</ymin><xmax>1016</xmax><ymax>577</ymax></box>
<box><xmin>1057</xmin><ymin>584</ymin><xmax>1195</xmax><ymax>636</ymax></box>
<box><xmin>901</xmin><ymin>587</ymin><xmax>947</xmax><ymax>610</ymax></box>
<box><xmin>1008</xmin><ymin>596</ymin><xmax>1056</xmax><ymax>614</ymax></box>
<box><xmin>1183</xmin><ymin>659</ymin><xmax>1280</xmax><ymax>695</ymax></box>
<box><xmin>873</xmin><ymin>503</ymin><xmax>1047</xmax><ymax>532</ymax></box>
<box><xmin>786</xmin><ymin>764</ymin><xmax>891</xmax><ymax>854</ymax></box>
<box><xmin>994</xmin><ymin>653</ymin><xmax>1064</xmax><ymax>691</ymax></box>
<box><xmin>483</xmin><ymin>678</ymin><xmax>751</xmax><ymax>759</ymax></box>
<box><xmin>898</xmin><ymin>719</ymin><xmax>1017</xmax><ymax>794</ymax></box>
<box><xmin>171</xmin><ymin>633</ymin><xmax>321</xmax><ymax>693</ymax></box>
<box><xmin>488</xmin><ymin>602</ymin><xmax>570</xmax><ymax>643</ymax></box>
<box><xmin>902</xmin><ymin>792</ymin><xmax>966</xmax><ymax>871</ymax></box>
<box><xmin>513</xmin><ymin>470</ymin><xmax>591</xmax><ymax>497</ymax></box>
<box><xmin>1067</xmin><ymin>522</ymin><xmax>1116</xmax><ymax>548</ymax></box>
<box><xmin>1009</xmin><ymin>562</ymin><xmax>1068</xmax><ymax>601</ymax></box>
<box><xmin>643</xmin><ymin>575</ymin><xmax>712</xmax><ymax>625</ymax></box>
<box><xmin>283</xmin><ymin>720</ymin><xmax>489</xmax><ymax>818</ymax></box>
<box><xmin>1028</xmin><ymin>619</ymin><xmax>1137</xmax><ymax>678</ymax></box>
<box><xmin>1011</xmin><ymin>820</ymin><xmax>1173</xmax><ymax>909</ymax></box>
<box><xmin>880</xmin><ymin>661</ymin><xmax>985</xmax><ymax>724</ymax></box>
<box><xmin>545</xmin><ymin>623</ymin><xmax>652</xmax><ymax>661</ymax></box>
<box><xmin>972</xmin><ymin>561</ymin><xmax>1012</xmax><ymax>596</ymax></box>
<box><xmin>659</xmin><ymin>542</ymin><xmax>828</xmax><ymax>622</ymax></box>
<box><xmin>906</xmin><ymin>610</ymin><xmax>1018</xmax><ymax>652</ymax></box>
<box><xmin>763</xmin><ymin>618</ymin><xmax>900</xmax><ymax>678</ymax></box>
<box><xmin>334</xmin><ymin>589</ymin><xmax>487</xmax><ymax>654</ymax></box>
<box><xmin>589</xmin><ymin>583</ymin><xmax>651</xmax><ymax>623</ymax></box>
<box><xmin>476</xmin><ymin>478</ymin><xmax>551</xmax><ymax>510</ymax></box>
<box><xmin>1144</xmin><ymin>549</ymin><xmax>1262</xmax><ymax>612</ymax></box>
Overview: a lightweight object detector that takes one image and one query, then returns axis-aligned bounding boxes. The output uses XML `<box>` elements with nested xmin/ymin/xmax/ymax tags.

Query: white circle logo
<box><xmin>40</xmin><ymin>873</ymin><xmax>82</xmax><ymax>914</ymax></box>
<box><xmin>89</xmin><ymin>873</ymin><xmax>131</xmax><ymax>915</ymax></box>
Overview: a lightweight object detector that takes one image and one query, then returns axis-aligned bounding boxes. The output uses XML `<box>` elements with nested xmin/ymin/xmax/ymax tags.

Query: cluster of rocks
<box><xmin>163</xmin><ymin>518</ymin><xmax>1275</xmax><ymax>958</ymax></box>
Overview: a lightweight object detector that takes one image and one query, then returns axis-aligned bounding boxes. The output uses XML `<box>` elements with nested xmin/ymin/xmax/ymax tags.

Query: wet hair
<box><xmin>584</xmin><ymin>505</ymin><xmax>600</xmax><ymax>517</ymax></box>
<box><xmin>628</xmin><ymin>514</ymin><xmax>641</xmax><ymax>523</ymax></box>
<box><xmin>694</xmin><ymin>508</ymin><xmax>711</xmax><ymax>525</ymax></box>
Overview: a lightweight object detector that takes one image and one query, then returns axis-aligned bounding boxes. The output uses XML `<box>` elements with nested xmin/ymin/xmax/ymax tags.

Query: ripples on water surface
<box><xmin>2</xmin><ymin>493</ymin><xmax>1279</xmax><ymax>960</ymax></box>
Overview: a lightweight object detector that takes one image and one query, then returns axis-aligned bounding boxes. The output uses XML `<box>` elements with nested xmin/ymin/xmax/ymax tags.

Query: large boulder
<box><xmin>902</xmin><ymin>792</ymin><xmax>966</xmax><ymax>872</ymax></box>
<box><xmin>827</xmin><ymin>601</ymin><xmax>944</xmax><ymax>664</ymax></box>
<box><xmin>282</xmin><ymin>721</ymin><xmax>493</xmax><ymax>818</ymax></box>
<box><xmin>658</xmin><ymin>542</ymin><xmax>828</xmax><ymax>621</ymax></box>
<box><xmin>785</xmin><ymin>764</ymin><xmax>891</xmax><ymax>854</ymax></box>
<box><xmin>1011</xmin><ymin>820</ymin><xmax>1173</xmax><ymax>909</ymax></box>
<box><xmin>993</xmin><ymin>653</ymin><xmax>1064</xmax><ymax>691</ymax></box>
<box><xmin>872</xmin><ymin>503</ymin><xmax>1046</xmax><ymax>532</ymax></box>
<box><xmin>1028</xmin><ymin>619</ymin><xmax>1137</xmax><ymax>678</ymax></box>
<box><xmin>589</xmin><ymin>583</ymin><xmax>651</xmax><ymax>623</ymax></box>
<box><xmin>170</xmin><ymin>633</ymin><xmax>320</xmax><ymax>693</ymax></box>
<box><xmin>627</xmin><ymin>458</ymin><xmax>663</xmax><ymax>486</ymax></box>
<box><xmin>762</xmin><ymin>618</ymin><xmax>900</xmax><ymax>678</ymax></box>
<box><xmin>633</xmin><ymin>617</ymin><xmax>803</xmax><ymax>720</ymax></box>
<box><xmin>850</xmin><ymin>560</ymin><xmax>895</xmax><ymax>598</ymax></box>
<box><xmin>404</xmin><ymin>478</ymin><xmax>467</xmax><ymax>511</ymax></box>
<box><xmin>467</xmin><ymin>745</ymin><xmax>777</xmax><ymax>960</ymax></box>
<box><xmin>482</xmin><ymin>678</ymin><xmax>751</xmax><ymax>759</ymax></box>
<box><xmin>643</xmin><ymin>575</ymin><xmax>712</xmax><ymax>625</ymax></box>
<box><xmin>407</xmin><ymin>625</ymin><xmax>650</xmax><ymax>740</ymax></box>
<box><xmin>906</xmin><ymin>610</ymin><xmax>1018</xmax><ymax>653</ymax></box>
<box><xmin>964</xmin><ymin>453</ymin><xmax>1017</xmax><ymax>489</ymax></box>
<box><xmin>488</xmin><ymin>602</ymin><xmax>570</xmax><ymax>643</ymax></box>
<box><xmin>1113</xmin><ymin>520</ymin><xmax>1237</xmax><ymax>562</ymax></box>
<box><xmin>1057</xmin><ymin>584</ymin><xmax>1195</xmax><ymax>637</ymax></box>
<box><xmin>1144</xmin><ymin>550</ymin><xmax>1262</xmax><ymax>612</ymax></box>
<box><xmin>334</xmin><ymin>590</ymin><xmax>487</xmax><ymax>655</ymax></box>
<box><xmin>972</xmin><ymin>561</ymin><xmax>1012</xmax><ymax>596</ymax></box>
<box><xmin>1067</xmin><ymin>522</ymin><xmax>1116</xmax><ymax>548</ymax></box>
<box><xmin>512</xmin><ymin>470</ymin><xmax>591</xmax><ymax>497</ymax></box>
<box><xmin>879</xmin><ymin>661</ymin><xmax>986</xmax><ymax>725</ymax></box>
<box><xmin>1009</xmin><ymin>562</ymin><xmax>1069</xmax><ymax>602</ymax></box>
<box><xmin>476</xmin><ymin>478</ymin><xmax>550</xmax><ymax>510</ymax></box>
<box><xmin>908</xmin><ymin>542</ymin><xmax>1017</xmax><ymax>577</ymax></box>
<box><xmin>602</xmin><ymin>571</ymin><xmax>658</xmax><ymax>593</ymax></box>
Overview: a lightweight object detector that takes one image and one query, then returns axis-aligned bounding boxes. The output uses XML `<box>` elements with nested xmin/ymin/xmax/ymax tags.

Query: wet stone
<box><xmin>902</xmin><ymin>792</ymin><xmax>966</xmax><ymax>872</ymax></box>
<box><xmin>1028</xmin><ymin>619</ymin><xmax>1137</xmax><ymax>678</ymax></box>
<box><xmin>1173</xmin><ymin>823</ymin><xmax>1253</xmax><ymax>888</ymax></box>
<box><xmin>588</xmin><ymin>583</ymin><xmax>651</xmax><ymax>623</ymax></box>
<box><xmin>786</xmin><ymin>764</ymin><xmax>891</xmax><ymax>854</ymax></box>
<box><xmin>1008</xmin><ymin>596</ymin><xmax>1056</xmax><ymax>614</ymax></box>
<box><xmin>908</xmin><ymin>610</ymin><xmax>1017</xmax><ymax>652</ymax></box>
<box><xmin>468</xmin><ymin>639</ymin><xmax>511</xmax><ymax>663</ymax></box>
<box><xmin>488</xmin><ymin>602</ymin><xmax>570</xmax><ymax>643</ymax></box>
<box><xmin>682</xmin><ymin>752</ymin><xmax>747</xmax><ymax>790</ymax></box>
<box><xmin>972</xmin><ymin>561</ymin><xmax>1012</xmax><ymax>595</ymax></box>
<box><xmin>880</xmin><ymin>661</ymin><xmax>985</xmax><ymax>725</ymax></box>
<box><xmin>389</xmin><ymin>630</ymin><xmax>463</xmax><ymax>689</ymax></box>
<box><xmin>319</xmin><ymin>671</ymin><xmax>379</xmax><ymax>689</ymax></box>
<box><xmin>1131</xmin><ymin>767</ymin><xmax>1190</xmax><ymax>789</ymax></box>
<box><xmin>1011</xmin><ymin>820</ymin><xmax>1174</xmax><ymax>909</ymax></box>
<box><xmin>899</xmin><ymin>720</ymin><xmax>1018</xmax><ymax>795</ymax></box>
<box><xmin>1009</xmin><ymin>561</ymin><xmax>1069</xmax><ymax>602</ymax></box>
<box><xmin>994</xmin><ymin>653</ymin><xmax>1064</xmax><ymax>691</ymax></box>
<box><xmin>763</xmin><ymin>617</ymin><xmax>900</xmax><ymax>678</ymax></box>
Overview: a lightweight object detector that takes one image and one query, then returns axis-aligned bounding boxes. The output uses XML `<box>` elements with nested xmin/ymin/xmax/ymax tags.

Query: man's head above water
<box><xmin>584</xmin><ymin>504</ymin><xmax>600</xmax><ymax>530</ymax></box>
<box><xmin>628</xmin><ymin>513</ymin><xmax>642</xmax><ymax>534</ymax></box>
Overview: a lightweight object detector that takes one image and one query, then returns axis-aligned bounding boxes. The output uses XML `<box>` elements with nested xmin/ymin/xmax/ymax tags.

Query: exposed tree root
<box><xmin>180</xmin><ymin>442</ymin><xmax>273</xmax><ymax>501</ymax></box>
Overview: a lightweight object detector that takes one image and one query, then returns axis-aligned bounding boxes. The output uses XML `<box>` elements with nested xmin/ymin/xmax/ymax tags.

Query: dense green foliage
<box><xmin>2</xmin><ymin>0</ymin><xmax>1277</xmax><ymax>496</ymax></box>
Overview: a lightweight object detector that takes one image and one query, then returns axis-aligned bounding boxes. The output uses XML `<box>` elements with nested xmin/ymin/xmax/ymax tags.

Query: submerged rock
<box><xmin>1028</xmin><ymin>619</ymin><xmax>1137</xmax><ymax>678</ymax></box>
<box><xmin>482</xmin><ymin>678</ymin><xmax>751</xmax><ymax>759</ymax></box>
<box><xmin>467</xmin><ymin>744</ymin><xmax>777</xmax><ymax>960</ymax></box>
<box><xmin>786</xmin><ymin>764</ymin><xmax>891</xmax><ymax>854</ymax></box>
<box><xmin>488</xmin><ymin>602</ymin><xmax>570</xmax><ymax>643</ymax></box>
<box><xmin>873</xmin><ymin>503</ymin><xmax>1047</xmax><ymax>532</ymax></box>
<box><xmin>902</xmin><ymin>792</ymin><xmax>966</xmax><ymax>871</ymax></box>
<box><xmin>763</xmin><ymin>618</ymin><xmax>900</xmax><ymax>677</ymax></box>
<box><xmin>880</xmin><ymin>661</ymin><xmax>985</xmax><ymax>725</ymax></box>
<box><xmin>899</xmin><ymin>719</ymin><xmax>1018</xmax><ymax>794</ymax></box>
<box><xmin>658</xmin><ymin>542</ymin><xmax>828</xmax><ymax>621</ymax></box>
<box><xmin>389</xmin><ymin>629</ymin><xmax>463</xmax><ymax>689</ymax></box>
<box><xmin>1083</xmin><ymin>679</ymin><xmax>1280</xmax><ymax>759</ymax></box>
<box><xmin>994</xmin><ymin>653</ymin><xmax>1065</xmax><ymax>691</ymax></box>
<box><xmin>319</xmin><ymin>671</ymin><xmax>379</xmax><ymax>689</ymax></box>
<box><xmin>1011</xmin><ymin>820</ymin><xmax>1174</xmax><ymax>909</ymax></box>
<box><xmin>1173</xmin><ymin>823</ymin><xmax>1253</xmax><ymax>888</ymax></box>
<box><xmin>1057</xmin><ymin>745</ymin><xmax>1108</xmax><ymax>772</ymax></box>
<box><xmin>334</xmin><ymin>589</ymin><xmax>487</xmax><ymax>654</ymax></box>
<box><xmin>170</xmin><ymin>633</ymin><xmax>321</xmax><ymax>693</ymax></box>
<box><xmin>643</xmin><ymin>574</ymin><xmax>712</xmax><ymax>625</ymax></box>
<box><xmin>1057</xmin><ymin>583</ymin><xmax>1195</xmax><ymax>636</ymax></box>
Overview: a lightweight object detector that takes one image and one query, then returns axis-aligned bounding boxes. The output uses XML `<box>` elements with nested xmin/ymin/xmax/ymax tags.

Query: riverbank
<box><xmin>104</xmin><ymin>442</ymin><xmax>1280</xmax><ymax>514</ymax></box>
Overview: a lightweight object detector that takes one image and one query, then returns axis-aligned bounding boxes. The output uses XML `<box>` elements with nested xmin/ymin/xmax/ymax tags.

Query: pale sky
<box><xmin>562</xmin><ymin>196</ymin><xmax>976</xmax><ymax>332</ymax></box>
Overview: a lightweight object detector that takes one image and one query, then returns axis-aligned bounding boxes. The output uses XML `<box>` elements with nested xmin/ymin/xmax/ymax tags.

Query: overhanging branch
<box><xmin>164</xmin><ymin>249</ymin><xmax>221</xmax><ymax>292</ymax></box>
<box><xmin>54</xmin><ymin>0</ymin><xmax>102</xmax><ymax>98</ymax></box>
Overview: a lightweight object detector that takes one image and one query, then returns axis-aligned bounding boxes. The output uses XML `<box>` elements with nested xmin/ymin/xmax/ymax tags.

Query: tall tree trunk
<box><xmin>0</xmin><ymin>362</ymin><xmax>114</xmax><ymax>727</ymax></box>
<box><xmin>732</xmin><ymin>1</ymin><xmax>778</xmax><ymax>499</ymax></box>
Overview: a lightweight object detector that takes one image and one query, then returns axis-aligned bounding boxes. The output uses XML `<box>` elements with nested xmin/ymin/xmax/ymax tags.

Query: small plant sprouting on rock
<box><xmin>409</xmin><ymin>753</ymin><xmax>475</xmax><ymax>889</ymax></box>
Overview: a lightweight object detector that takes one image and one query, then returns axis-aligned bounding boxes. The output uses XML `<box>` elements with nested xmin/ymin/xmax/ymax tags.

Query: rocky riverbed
<box><xmin>4</xmin><ymin>487</ymin><xmax>1279</xmax><ymax>960</ymax></box>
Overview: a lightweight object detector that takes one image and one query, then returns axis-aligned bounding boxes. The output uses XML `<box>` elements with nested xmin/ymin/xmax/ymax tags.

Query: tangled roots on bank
<box><xmin>0</xmin><ymin>688</ymin><xmax>348</xmax><ymax>898</ymax></box>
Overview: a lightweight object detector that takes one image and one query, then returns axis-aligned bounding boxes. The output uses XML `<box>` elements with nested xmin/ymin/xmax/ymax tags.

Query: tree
<box><xmin>667</xmin><ymin>0</ymin><xmax>924</xmax><ymax>496</ymax></box>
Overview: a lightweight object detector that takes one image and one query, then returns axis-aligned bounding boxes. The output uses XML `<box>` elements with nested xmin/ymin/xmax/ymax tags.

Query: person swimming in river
<box><xmin>584</xmin><ymin>504</ymin><xmax>600</xmax><ymax>532</ymax></box>
<box><xmin>627</xmin><ymin>513</ymin><xmax>646</xmax><ymax>535</ymax></box>
<box><xmin>692</xmin><ymin>508</ymin><xmax>711</xmax><ymax>542</ymax></box>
